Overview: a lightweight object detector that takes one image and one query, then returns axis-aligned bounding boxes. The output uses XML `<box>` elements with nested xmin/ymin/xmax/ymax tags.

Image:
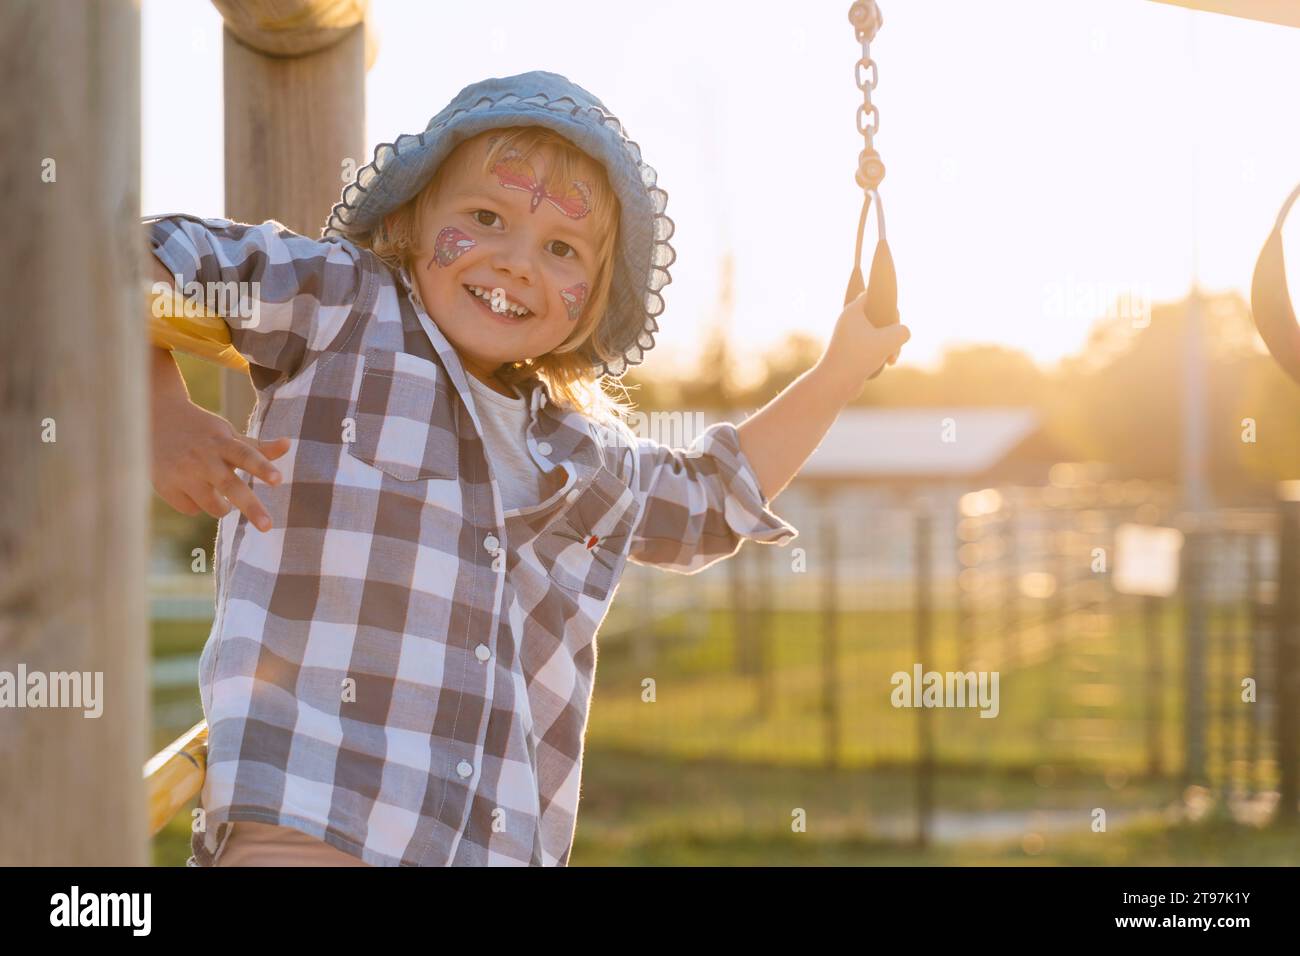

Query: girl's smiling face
<box><xmin>411</xmin><ymin>138</ymin><xmax>601</xmax><ymax>391</ymax></box>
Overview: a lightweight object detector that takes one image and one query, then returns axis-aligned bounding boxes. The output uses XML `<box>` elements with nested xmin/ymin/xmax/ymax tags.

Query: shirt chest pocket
<box><xmin>533</xmin><ymin>465</ymin><xmax>638</xmax><ymax>603</ymax></box>
<box><xmin>347</xmin><ymin>348</ymin><xmax>459</xmax><ymax>481</ymax></box>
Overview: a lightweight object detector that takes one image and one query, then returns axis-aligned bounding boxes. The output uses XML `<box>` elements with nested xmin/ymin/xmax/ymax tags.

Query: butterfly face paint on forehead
<box><xmin>492</xmin><ymin>147</ymin><xmax>592</xmax><ymax>220</ymax></box>
<box><xmin>432</xmin><ymin>226</ymin><xmax>476</xmax><ymax>269</ymax></box>
<box><xmin>560</xmin><ymin>282</ymin><xmax>588</xmax><ymax>323</ymax></box>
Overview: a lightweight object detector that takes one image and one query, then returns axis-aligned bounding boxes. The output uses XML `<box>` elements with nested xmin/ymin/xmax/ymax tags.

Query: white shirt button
<box><xmin>456</xmin><ymin>760</ymin><xmax>473</xmax><ymax>778</ymax></box>
<box><xmin>474</xmin><ymin>643</ymin><xmax>491</xmax><ymax>662</ymax></box>
<box><xmin>537</xmin><ymin>441</ymin><xmax>553</xmax><ymax>457</ymax></box>
<box><xmin>483</xmin><ymin>533</ymin><xmax>500</xmax><ymax>552</ymax></box>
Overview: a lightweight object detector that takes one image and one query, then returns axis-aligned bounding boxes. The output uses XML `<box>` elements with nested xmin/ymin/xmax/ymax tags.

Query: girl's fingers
<box><xmin>216</xmin><ymin>473</ymin><xmax>274</xmax><ymax>532</ymax></box>
<box><xmin>159</xmin><ymin>486</ymin><xmax>202</xmax><ymax>516</ymax></box>
<box><xmin>260</xmin><ymin>436</ymin><xmax>292</xmax><ymax>461</ymax></box>
<box><xmin>190</xmin><ymin>487</ymin><xmax>233</xmax><ymax>520</ymax></box>
<box><xmin>172</xmin><ymin>490</ymin><xmax>203</xmax><ymax>516</ymax></box>
<box><xmin>884</xmin><ymin>325</ymin><xmax>910</xmax><ymax>364</ymax></box>
<box><xmin>227</xmin><ymin>434</ymin><xmax>285</xmax><ymax>486</ymax></box>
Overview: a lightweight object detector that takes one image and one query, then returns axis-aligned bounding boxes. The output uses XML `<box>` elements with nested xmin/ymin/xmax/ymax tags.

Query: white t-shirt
<box><xmin>466</xmin><ymin>374</ymin><xmax>554</xmax><ymax>512</ymax></box>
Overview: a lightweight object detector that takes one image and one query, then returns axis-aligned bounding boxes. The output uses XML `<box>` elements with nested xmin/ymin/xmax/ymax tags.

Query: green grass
<box><xmin>568</xmin><ymin>748</ymin><xmax>1298</xmax><ymax>866</ymax></box>
<box><xmin>153</xmin><ymin>748</ymin><xmax>1297</xmax><ymax>867</ymax></box>
<box><xmin>570</xmin><ymin>819</ymin><xmax>1300</xmax><ymax>866</ymax></box>
<box><xmin>587</xmin><ymin>604</ymin><xmax>1264</xmax><ymax>783</ymax></box>
<box><xmin>148</xmin><ymin>597</ymin><xmax>1283</xmax><ymax>866</ymax></box>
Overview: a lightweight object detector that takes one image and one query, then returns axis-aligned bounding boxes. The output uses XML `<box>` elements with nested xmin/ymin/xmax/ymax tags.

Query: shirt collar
<box><xmin>395</xmin><ymin>264</ymin><xmax>604</xmax><ymax>478</ymax></box>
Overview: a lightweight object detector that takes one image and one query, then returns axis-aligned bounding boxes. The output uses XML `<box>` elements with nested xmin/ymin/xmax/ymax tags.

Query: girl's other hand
<box><xmin>149</xmin><ymin>351</ymin><xmax>289</xmax><ymax>532</ymax></box>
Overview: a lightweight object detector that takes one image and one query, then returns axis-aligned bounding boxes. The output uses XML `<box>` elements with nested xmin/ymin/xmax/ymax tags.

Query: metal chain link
<box><xmin>849</xmin><ymin>1</ymin><xmax>886</xmax><ymax>229</ymax></box>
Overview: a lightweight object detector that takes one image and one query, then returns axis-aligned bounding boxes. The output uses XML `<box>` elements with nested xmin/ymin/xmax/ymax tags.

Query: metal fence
<box><xmin>147</xmin><ymin>475</ymin><xmax>1300</xmax><ymax>846</ymax></box>
<box><xmin>585</xmin><ymin>475</ymin><xmax>1300</xmax><ymax>841</ymax></box>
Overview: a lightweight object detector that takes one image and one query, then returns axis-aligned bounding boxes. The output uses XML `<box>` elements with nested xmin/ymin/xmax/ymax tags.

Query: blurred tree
<box><xmin>679</xmin><ymin>254</ymin><xmax>739</xmax><ymax>411</ymax></box>
<box><xmin>743</xmin><ymin>331</ymin><xmax>824</xmax><ymax>405</ymax></box>
<box><xmin>630</xmin><ymin>286</ymin><xmax>1300</xmax><ymax>498</ymax></box>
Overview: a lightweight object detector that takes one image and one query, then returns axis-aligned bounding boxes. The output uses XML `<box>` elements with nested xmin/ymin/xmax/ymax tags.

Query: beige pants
<box><xmin>215</xmin><ymin>821</ymin><xmax>372</xmax><ymax>867</ymax></box>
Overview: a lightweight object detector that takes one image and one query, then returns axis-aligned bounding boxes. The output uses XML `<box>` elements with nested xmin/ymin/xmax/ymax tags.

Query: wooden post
<box><xmin>0</xmin><ymin>0</ymin><xmax>148</xmax><ymax>864</ymax></box>
<box><xmin>213</xmin><ymin>0</ymin><xmax>370</xmax><ymax>431</ymax></box>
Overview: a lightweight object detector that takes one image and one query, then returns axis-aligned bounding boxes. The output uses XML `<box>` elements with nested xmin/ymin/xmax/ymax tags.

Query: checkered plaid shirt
<box><xmin>144</xmin><ymin>214</ymin><xmax>799</xmax><ymax>866</ymax></box>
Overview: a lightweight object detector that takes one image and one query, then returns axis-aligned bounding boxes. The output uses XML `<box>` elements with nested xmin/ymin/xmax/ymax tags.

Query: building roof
<box><xmin>729</xmin><ymin>406</ymin><xmax>1043</xmax><ymax>481</ymax></box>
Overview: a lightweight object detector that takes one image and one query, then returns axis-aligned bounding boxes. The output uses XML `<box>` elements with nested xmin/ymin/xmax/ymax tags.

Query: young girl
<box><xmin>145</xmin><ymin>70</ymin><xmax>909</xmax><ymax>866</ymax></box>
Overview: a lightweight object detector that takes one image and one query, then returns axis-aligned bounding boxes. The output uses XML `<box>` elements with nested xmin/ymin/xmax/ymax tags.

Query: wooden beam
<box><xmin>1149</xmin><ymin>0</ymin><xmax>1300</xmax><ymax>29</ymax></box>
<box><xmin>213</xmin><ymin>0</ymin><xmax>369</xmax><ymax>429</ymax></box>
<box><xmin>0</xmin><ymin>0</ymin><xmax>148</xmax><ymax>864</ymax></box>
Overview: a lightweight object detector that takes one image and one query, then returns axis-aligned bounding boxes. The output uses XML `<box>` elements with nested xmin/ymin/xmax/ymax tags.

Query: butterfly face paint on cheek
<box><xmin>432</xmin><ymin>226</ymin><xmax>476</xmax><ymax>268</ymax></box>
<box><xmin>492</xmin><ymin>148</ymin><xmax>592</xmax><ymax>220</ymax></box>
<box><xmin>559</xmin><ymin>282</ymin><xmax>588</xmax><ymax>323</ymax></box>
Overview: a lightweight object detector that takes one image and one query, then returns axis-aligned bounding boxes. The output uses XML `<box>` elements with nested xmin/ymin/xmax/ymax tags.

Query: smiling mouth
<box><xmin>463</xmin><ymin>284</ymin><xmax>533</xmax><ymax>321</ymax></box>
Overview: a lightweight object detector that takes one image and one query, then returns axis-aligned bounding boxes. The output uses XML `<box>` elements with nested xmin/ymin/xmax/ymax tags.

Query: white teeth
<box><xmin>467</xmin><ymin>285</ymin><xmax>530</xmax><ymax>317</ymax></box>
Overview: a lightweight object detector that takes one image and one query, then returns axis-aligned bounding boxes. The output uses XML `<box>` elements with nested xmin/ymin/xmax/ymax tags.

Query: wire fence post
<box><xmin>956</xmin><ymin>502</ymin><xmax>974</xmax><ymax>671</ymax></box>
<box><xmin>1182</xmin><ymin>521</ymin><xmax>1209</xmax><ymax>785</ymax></box>
<box><xmin>820</xmin><ymin>493</ymin><xmax>841</xmax><ymax>771</ymax></box>
<box><xmin>755</xmin><ymin>543</ymin><xmax>773</xmax><ymax>721</ymax></box>
<box><xmin>1246</xmin><ymin>530</ymin><xmax>1267</xmax><ymax>796</ymax></box>
<box><xmin>1144</xmin><ymin>593</ymin><xmax>1165</xmax><ymax>778</ymax></box>
<box><xmin>1002</xmin><ymin>493</ymin><xmax>1020</xmax><ymax>668</ymax></box>
<box><xmin>914</xmin><ymin>504</ymin><xmax>934</xmax><ymax>848</ymax></box>
<box><xmin>1273</xmin><ymin>488</ymin><xmax>1300</xmax><ymax>825</ymax></box>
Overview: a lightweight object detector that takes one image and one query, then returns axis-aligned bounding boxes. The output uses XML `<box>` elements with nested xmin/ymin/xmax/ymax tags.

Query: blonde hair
<box><xmin>343</xmin><ymin>126</ymin><xmax>637</xmax><ymax>428</ymax></box>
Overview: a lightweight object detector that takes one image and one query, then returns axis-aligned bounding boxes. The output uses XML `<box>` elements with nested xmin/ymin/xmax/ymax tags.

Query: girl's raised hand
<box><xmin>817</xmin><ymin>288</ymin><xmax>911</xmax><ymax>399</ymax></box>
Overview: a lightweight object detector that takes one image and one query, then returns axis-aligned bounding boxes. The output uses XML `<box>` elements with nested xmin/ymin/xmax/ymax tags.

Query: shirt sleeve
<box><xmin>626</xmin><ymin>419</ymin><xmax>799</xmax><ymax>574</ymax></box>
<box><xmin>142</xmin><ymin>214</ymin><xmax>371</xmax><ymax>381</ymax></box>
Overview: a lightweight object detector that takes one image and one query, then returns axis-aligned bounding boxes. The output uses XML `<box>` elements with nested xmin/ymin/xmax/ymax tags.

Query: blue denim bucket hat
<box><xmin>323</xmin><ymin>70</ymin><xmax>676</xmax><ymax>380</ymax></box>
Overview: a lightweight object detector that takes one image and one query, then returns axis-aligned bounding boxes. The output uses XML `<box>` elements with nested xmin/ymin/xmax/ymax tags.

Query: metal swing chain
<box><xmin>850</xmin><ymin>0</ymin><xmax>886</xmax><ymax>237</ymax></box>
<box><xmin>845</xmin><ymin>0</ymin><xmax>900</xmax><ymax>382</ymax></box>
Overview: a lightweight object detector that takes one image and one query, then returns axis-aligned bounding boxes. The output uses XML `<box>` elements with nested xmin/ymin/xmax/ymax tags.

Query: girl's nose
<box><xmin>491</xmin><ymin>240</ymin><xmax>536</xmax><ymax>285</ymax></box>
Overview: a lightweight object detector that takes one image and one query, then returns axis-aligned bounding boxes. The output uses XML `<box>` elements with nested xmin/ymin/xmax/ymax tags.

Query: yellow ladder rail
<box><xmin>143</xmin><ymin>720</ymin><xmax>209</xmax><ymax>836</ymax></box>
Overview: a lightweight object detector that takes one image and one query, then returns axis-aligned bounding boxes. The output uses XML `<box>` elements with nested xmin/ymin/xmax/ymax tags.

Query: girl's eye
<box><xmin>548</xmin><ymin>240</ymin><xmax>576</xmax><ymax>260</ymax></box>
<box><xmin>473</xmin><ymin>209</ymin><xmax>500</xmax><ymax>227</ymax></box>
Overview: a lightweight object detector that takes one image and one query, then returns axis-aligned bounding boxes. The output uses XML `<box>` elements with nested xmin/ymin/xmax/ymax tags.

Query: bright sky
<box><xmin>143</xmin><ymin>0</ymin><xmax>1300</xmax><ymax>378</ymax></box>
